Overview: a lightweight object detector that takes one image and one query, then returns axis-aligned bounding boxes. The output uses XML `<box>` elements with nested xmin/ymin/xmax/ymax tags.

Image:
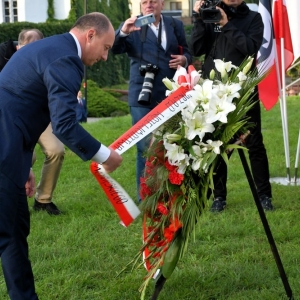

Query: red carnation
<box><xmin>164</xmin><ymin>227</ymin><xmax>175</xmax><ymax>242</ymax></box>
<box><xmin>169</xmin><ymin>171</ymin><xmax>184</xmax><ymax>185</ymax></box>
<box><xmin>165</xmin><ymin>160</ymin><xmax>176</xmax><ymax>172</ymax></box>
<box><xmin>140</xmin><ymin>177</ymin><xmax>152</xmax><ymax>200</ymax></box>
<box><xmin>157</xmin><ymin>203</ymin><xmax>169</xmax><ymax>215</ymax></box>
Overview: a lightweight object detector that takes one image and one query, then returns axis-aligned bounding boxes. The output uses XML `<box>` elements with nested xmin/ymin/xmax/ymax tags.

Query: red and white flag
<box><xmin>257</xmin><ymin>0</ymin><xmax>294</xmax><ymax>110</ymax></box>
<box><xmin>286</xmin><ymin>0</ymin><xmax>300</xmax><ymax>61</ymax></box>
<box><xmin>273</xmin><ymin>0</ymin><xmax>294</xmax><ymax>73</ymax></box>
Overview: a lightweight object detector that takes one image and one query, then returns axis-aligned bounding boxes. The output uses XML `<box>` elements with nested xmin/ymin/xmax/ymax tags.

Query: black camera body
<box><xmin>200</xmin><ymin>0</ymin><xmax>221</xmax><ymax>23</ymax></box>
<box><xmin>138</xmin><ymin>64</ymin><xmax>159</xmax><ymax>105</ymax></box>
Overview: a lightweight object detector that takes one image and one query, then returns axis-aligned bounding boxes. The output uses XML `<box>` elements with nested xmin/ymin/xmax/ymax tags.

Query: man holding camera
<box><xmin>111</xmin><ymin>0</ymin><xmax>192</xmax><ymax>202</ymax></box>
<box><xmin>190</xmin><ymin>0</ymin><xmax>274</xmax><ymax>212</ymax></box>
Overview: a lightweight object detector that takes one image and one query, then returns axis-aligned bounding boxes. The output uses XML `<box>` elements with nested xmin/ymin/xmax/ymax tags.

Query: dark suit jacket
<box><xmin>111</xmin><ymin>16</ymin><xmax>192</xmax><ymax>109</ymax></box>
<box><xmin>0</xmin><ymin>33</ymin><xmax>100</xmax><ymax>188</ymax></box>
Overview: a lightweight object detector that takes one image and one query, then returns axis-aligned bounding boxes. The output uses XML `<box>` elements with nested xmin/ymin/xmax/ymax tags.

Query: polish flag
<box><xmin>273</xmin><ymin>0</ymin><xmax>294</xmax><ymax>73</ymax></box>
<box><xmin>257</xmin><ymin>0</ymin><xmax>294</xmax><ymax>110</ymax></box>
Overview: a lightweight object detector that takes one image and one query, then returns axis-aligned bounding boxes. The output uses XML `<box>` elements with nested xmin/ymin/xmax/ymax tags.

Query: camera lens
<box><xmin>138</xmin><ymin>72</ymin><xmax>155</xmax><ymax>105</ymax></box>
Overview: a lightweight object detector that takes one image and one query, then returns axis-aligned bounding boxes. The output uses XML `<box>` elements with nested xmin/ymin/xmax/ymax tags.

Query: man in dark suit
<box><xmin>111</xmin><ymin>0</ymin><xmax>192</xmax><ymax>202</ymax></box>
<box><xmin>0</xmin><ymin>13</ymin><xmax>122</xmax><ymax>299</ymax></box>
<box><xmin>76</xmin><ymin>90</ymin><xmax>88</xmax><ymax>123</ymax></box>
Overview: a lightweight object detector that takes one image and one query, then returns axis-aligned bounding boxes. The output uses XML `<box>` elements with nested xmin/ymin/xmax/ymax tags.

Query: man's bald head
<box><xmin>71</xmin><ymin>12</ymin><xmax>112</xmax><ymax>36</ymax></box>
<box><xmin>17</xmin><ymin>29</ymin><xmax>44</xmax><ymax>49</ymax></box>
<box><xmin>70</xmin><ymin>12</ymin><xmax>115</xmax><ymax>66</ymax></box>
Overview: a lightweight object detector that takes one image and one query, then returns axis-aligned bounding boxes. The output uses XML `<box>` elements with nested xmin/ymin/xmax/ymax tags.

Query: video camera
<box><xmin>199</xmin><ymin>0</ymin><xmax>222</xmax><ymax>23</ymax></box>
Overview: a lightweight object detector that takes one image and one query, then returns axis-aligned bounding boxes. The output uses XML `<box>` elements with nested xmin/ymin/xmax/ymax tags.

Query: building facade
<box><xmin>0</xmin><ymin>0</ymin><xmax>70</xmax><ymax>23</ymax></box>
<box><xmin>129</xmin><ymin>1</ymin><xmax>258</xmax><ymax>24</ymax></box>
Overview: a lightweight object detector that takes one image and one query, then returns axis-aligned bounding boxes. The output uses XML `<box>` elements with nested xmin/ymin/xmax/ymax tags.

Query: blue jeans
<box><xmin>130</xmin><ymin>106</ymin><xmax>152</xmax><ymax>202</ymax></box>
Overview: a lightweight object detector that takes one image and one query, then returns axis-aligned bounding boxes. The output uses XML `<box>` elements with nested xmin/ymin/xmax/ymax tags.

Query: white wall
<box><xmin>0</xmin><ymin>0</ymin><xmax>71</xmax><ymax>23</ymax></box>
<box><xmin>54</xmin><ymin>0</ymin><xmax>71</xmax><ymax>20</ymax></box>
<box><xmin>18</xmin><ymin>0</ymin><xmax>48</xmax><ymax>23</ymax></box>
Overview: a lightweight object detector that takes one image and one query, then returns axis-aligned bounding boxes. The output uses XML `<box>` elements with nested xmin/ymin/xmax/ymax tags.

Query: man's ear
<box><xmin>87</xmin><ymin>29</ymin><xmax>96</xmax><ymax>42</ymax></box>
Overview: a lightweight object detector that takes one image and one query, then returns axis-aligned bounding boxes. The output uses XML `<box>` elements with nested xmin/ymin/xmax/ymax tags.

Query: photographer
<box><xmin>190</xmin><ymin>0</ymin><xmax>274</xmax><ymax>212</ymax></box>
<box><xmin>111</xmin><ymin>0</ymin><xmax>192</xmax><ymax>202</ymax></box>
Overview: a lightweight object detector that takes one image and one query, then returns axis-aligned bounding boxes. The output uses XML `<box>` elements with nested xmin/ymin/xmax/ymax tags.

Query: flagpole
<box><xmin>294</xmin><ymin>128</ymin><xmax>300</xmax><ymax>182</ymax></box>
<box><xmin>279</xmin><ymin>37</ymin><xmax>291</xmax><ymax>182</ymax></box>
<box><xmin>269</xmin><ymin>0</ymin><xmax>292</xmax><ymax>185</ymax></box>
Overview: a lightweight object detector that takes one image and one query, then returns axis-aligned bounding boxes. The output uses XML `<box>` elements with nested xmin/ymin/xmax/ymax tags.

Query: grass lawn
<box><xmin>1</xmin><ymin>97</ymin><xmax>300</xmax><ymax>300</ymax></box>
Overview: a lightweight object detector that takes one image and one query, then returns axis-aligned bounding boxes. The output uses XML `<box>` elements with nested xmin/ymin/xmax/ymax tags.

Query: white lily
<box><xmin>164</xmin><ymin>141</ymin><xmax>186</xmax><ymax>165</ymax></box>
<box><xmin>164</xmin><ymin>133</ymin><xmax>182</xmax><ymax>142</ymax></box>
<box><xmin>184</xmin><ymin>111</ymin><xmax>215</xmax><ymax>140</ymax></box>
<box><xmin>190</xmin><ymin>145</ymin><xmax>204</xmax><ymax>171</ymax></box>
<box><xmin>163</xmin><ymin>78</ymin><xmax>179</xmax><ymax>96</ymax></box>
<box><xmin>214</xmin><ymin>59</ymin><xmax>236</xmax><ymax>79</ymax></box>
<box><xmin>237</xmin><ymin>71</ymin><xmax>247</xmax><ymax>83</ymax></box>
<box><xmin>181</xmin><ymin>95</ymin><xmax>199</xmax><ymax>121</ymax></box>
<box><xmin>206</xmin><ymin>93</ymin><xmax>236</xmax><ymax>123</ymax></box>
<box><xmin>242</xmin><ymin>57</ymin><xmax>254</xmax><ymax>75</ymax></box>
<box><xmin>209</xmin><ymin>69</ymin><xmax>215</xmax><ymax>80</ymax></box>
<box><xmin>213</xmin><ymin>82</ymin><xmax>241</xmax><ymax>102</ymax></box>
<box><xmin>205</xmin><ymin>139</ymin><xmax>223</xmax><ymax>154</ymax></box>
<box><xmin>177</xmin><ymin>155</ymin><xmax>190</xmax><ymax>174</ymax></box>
<box><xmin>162</xmin><ymin>77</ymin><xmax>174</xmax><ymax>90</ymax></box>
<box><xmin>192</xmin><ymin>80</ymin><xmax>214</xmax><ymax>110</ymax></box>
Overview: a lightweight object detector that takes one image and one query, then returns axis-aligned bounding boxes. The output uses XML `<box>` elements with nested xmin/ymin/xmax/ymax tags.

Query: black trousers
<box><xmin>213</xmin><ymin>101</ymin><xmax>272</xmax><ymax>200</ymax></box>
<box><xmin>0</xmin><ymin>172</ymin><xmax>39</xmax><ymax>300</ymax></box>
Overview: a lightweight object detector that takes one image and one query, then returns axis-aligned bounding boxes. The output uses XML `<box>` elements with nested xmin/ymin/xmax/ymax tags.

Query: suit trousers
<box><xmin>0</xmin><ymin>172</ymin><xmax>39</xmax><ymax>300</ymax></box>
<box><xmin>213</xmin><ymin>101</ymin><xmax>272</xmax><ymax>200</ymax></box>
<box><xmin>34</xmin><ymin>123</ymin><xmax>65</xmax><ymax>203</ymax></box>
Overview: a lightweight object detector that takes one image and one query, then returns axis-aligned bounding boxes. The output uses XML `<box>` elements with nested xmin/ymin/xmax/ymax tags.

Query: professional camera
<box><xmin>138</xmin><ymin>63</ymin><xmax>159</xmax><ymax>105</ymax></box>
<box><xmin>199</xmin><ymin>0</ymin><xmax>222</xmax><ymax>23</ymax></box>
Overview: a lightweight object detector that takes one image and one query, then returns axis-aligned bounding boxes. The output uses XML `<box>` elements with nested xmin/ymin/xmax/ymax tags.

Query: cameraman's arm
<box><xmin>190</xmin><ymin>9</ymin><xmax>209</xmax><ymax>57</ymax></box>
<box><xmin>111</xmin><ymin>18</ymin><xmax>140</xmax><ymax>55</ymax></box>
<box><xmin>220</xmin><ymin>13</ymin><xmax>263</xmax><ymax>56</ymax></box>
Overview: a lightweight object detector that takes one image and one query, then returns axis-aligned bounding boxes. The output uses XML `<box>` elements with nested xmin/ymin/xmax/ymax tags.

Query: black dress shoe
<box><xmin>33</xmin><ymin>199</ymin><xmax>61</xmax><ymax>215</ymax></box>
<box><xmin>259</xmin><ymin>195</ymin><xmax>274</xmax><ymax>211</ymax></box>
<box><xmin>210</xmin><ymin>197</ymin><xmax>226</xmax><ymax>212</ymax></box>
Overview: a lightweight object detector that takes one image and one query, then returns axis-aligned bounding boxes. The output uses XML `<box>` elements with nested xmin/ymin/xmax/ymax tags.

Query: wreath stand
<box><xmin>150</xmin><ymin>149</ymin><xmax>294</xmax><ymax>300</ymax></box>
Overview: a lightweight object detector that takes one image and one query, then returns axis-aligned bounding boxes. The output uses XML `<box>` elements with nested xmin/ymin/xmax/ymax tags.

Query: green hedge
<box><xmin>0</xmin><ymin>0</ymin><xmax>131</xmax><ymax>87</ymax></box>
<box><xmin>84</xmin><ymin>80</ymin><xmax>129</xmax><ymax>118</ymax></box>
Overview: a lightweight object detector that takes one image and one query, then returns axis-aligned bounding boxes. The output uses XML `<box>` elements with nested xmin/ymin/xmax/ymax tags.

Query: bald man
<box><xmin>0</xmin><ymin>13</ymin><xmax>122</xmax><ymax>299</ymax></box>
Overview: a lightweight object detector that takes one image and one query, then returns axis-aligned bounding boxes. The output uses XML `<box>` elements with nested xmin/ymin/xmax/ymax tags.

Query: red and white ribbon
<box><xmin>91</xmin><ymin>82</ymin><xmax>194</xmax><ymax>227</ymax></box>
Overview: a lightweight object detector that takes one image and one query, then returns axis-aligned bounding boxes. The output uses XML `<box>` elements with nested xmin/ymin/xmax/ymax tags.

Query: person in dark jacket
<box><xmin>190</xmin><ymin>0</ymin><xmax>274</xmax><ymax>212</ymax></box>
<box><xmin>0</xmin><ymin>39</ymin><xmax>17</xmax><ymax>72</ymax></box>
<box><xmin>0</xmin><ymin>13</ymin><xmax>122</xmax><ymax>299</ymax></box>
<box><xmin>76</xmin><ymin>90</ymin><xmax>88</xmax><ymax>122</ymax></box>
<box><xmin>111</xmin><ymin>0</ymin><xmax>192</xmax><ymax>202</ymax></box>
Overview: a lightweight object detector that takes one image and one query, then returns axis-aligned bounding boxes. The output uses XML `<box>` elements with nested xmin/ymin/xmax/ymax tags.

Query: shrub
<box><xmin>85</xmin><ymin>80</ymin><xmax>129</xmax><ymax>118</ymax></box>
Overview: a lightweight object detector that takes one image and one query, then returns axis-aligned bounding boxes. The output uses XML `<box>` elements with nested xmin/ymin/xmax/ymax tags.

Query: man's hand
<box><xmin>169</xmin><ymin>55</ymin><xmax>187</xmax><ymax>69</ymax></box>
<box><xmin>101</xmin><ymin>148</ymin><xmax>123</xmax><ymax>173</ymax></box>
<box><xmin>121</xmin><ymin>17</ymin><xmax>141</xmax><ymax>35</ymax></box>
<box><xmin>193</xmin><ymin>0</ymin><xmax>204</xmax><ymax>12</ymax></box>
<box><xmin>216</xmin><ymin>6</ymin><xmax>229</xmax><ymax>27</ymax></box>
<box><xmin>25</xmin><ymin>169</ymin><xmax>36</xmax><ymax>197</ymax></box>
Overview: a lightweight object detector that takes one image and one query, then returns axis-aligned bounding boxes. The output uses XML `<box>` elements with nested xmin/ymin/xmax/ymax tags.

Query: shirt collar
<box><xmin>69</xmin><ymin>32</ymin><xmax>82</xmax><ymax>58</ymax></box>
<box><xmin>149</xmin><ymin>14</ymin><xmax>164</xmax><ymax>30</ymax></box>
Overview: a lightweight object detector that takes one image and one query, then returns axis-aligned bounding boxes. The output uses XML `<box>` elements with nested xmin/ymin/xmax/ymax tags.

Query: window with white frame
<box><xmin>170</xmin><ymin>2</ymin><xmax>182</xmax><ymax>10</ymax></box>
<box><xmin>3</xmin><ymin>0</ymin><xmax>18</xmax><ymax>23</ymax></box>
